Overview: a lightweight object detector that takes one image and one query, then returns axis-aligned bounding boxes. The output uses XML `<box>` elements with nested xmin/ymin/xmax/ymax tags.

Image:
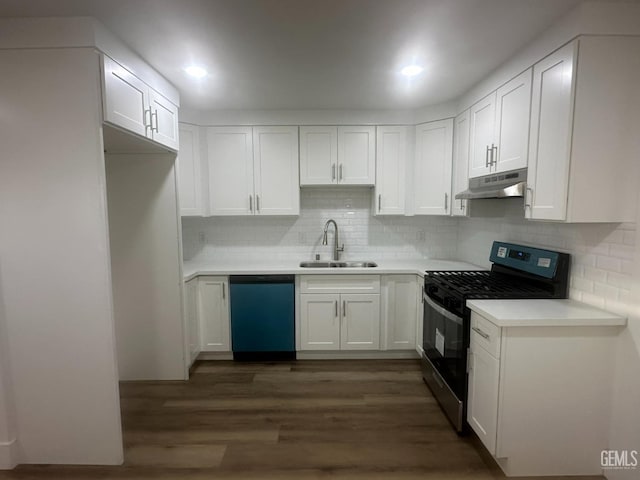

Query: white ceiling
<box><xmin>0</xmin><ymin>0</ymin><xmax>596</xmax><ymax>110</ymax></box>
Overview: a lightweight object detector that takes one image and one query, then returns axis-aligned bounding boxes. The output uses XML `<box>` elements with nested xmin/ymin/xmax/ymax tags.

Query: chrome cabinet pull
<box><xmin>339</xmin><ymin>164</ymin><xmax>343</xmax><ymax>181</ymax></box>
<box><xmin>332</xmin><ymin>164</ymin><xmax>336</xmax><ymax>181</ymax></box>
<box><xmin>144</xmin><ymin>108</ymin><xmax>152</xmax><ymax>132</ymax></box>
<box><xmin>460</xmin><ymin>199</ymin><xmax>465</xmax><ymax>211</ymax></box>
<box><xmin>444</xmin><ymin>193</ymin><xmax>448</xmax><ymax>211</ymax></box>
<box><xmin>524</xmin><ymin>186</ymin><xmax>533</xmax><ymax>211</ymax></box>
<box><xmin>249</xmin><ymin>195</ymin><xmax>253</xmax><ymax>213</ymax></box>
<box><xmin>256</xmin><ymin>195</ymin><xmax>260</xmax><ymax>212</ymax></box>
<box><xmin>151</xmin><ymin>110</ymin><xmax>159</xmax><ymax>133</ymax></box>
<box><xmin>342</xmin><ymin>300</ymin><xmax>346</xmax><ymax>317</ymax></box>
<box><xmin>378</xmin><ymin>194</ymin><xmax>382</xmax><ymax>212</ymax></box>
<box><xmin>491</xmin><ymin>144</ymin><xmax>498</xmax><ymax>166</ymax></box>
<box><xmin>222</xmin><ymin>283</ymin><xmax>226</xmax><ymax>300</ymax></box>
<box><xmin>472</xmin><ymin>326</ymin><xmax>490</xmax><ymax>340</ymax></box>
<box><xmin>485</xmin><ymin>146</ymin><xmax>491</xmax><ymax>167</ymax></box>
<box><xmin>335</xmin><ymin>300</ymin><xmax>338</xmax><ymax>318</ymax></box>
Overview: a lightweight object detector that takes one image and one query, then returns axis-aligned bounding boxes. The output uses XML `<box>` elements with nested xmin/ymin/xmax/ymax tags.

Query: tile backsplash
<box><xmin>182</xmin><ymin>191</ymin><xmax>636</xmax><ymax>316</ymax></box>
<box><xmin>182</xmin><ymin>187</ymin><xmax>458</xmax><ymax>262</ymax></box>
<box><xmin>457</xmin><ymin>216</ymin><xmax>636</xmax><ymax>316</ymax></box>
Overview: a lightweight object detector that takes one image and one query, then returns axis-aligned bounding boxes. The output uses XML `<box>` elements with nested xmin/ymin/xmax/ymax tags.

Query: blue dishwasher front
<box><xmin>229</xmin><ymin>275</ymin><xmax>295</xmax><ymax>360</ymax></box>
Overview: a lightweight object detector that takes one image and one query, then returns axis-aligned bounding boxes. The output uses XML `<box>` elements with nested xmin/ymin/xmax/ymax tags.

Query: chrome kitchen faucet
<box><xmin>322</xmin><ymin>219</ymin><xmax>344</xmax><ymax>261</ymax></box>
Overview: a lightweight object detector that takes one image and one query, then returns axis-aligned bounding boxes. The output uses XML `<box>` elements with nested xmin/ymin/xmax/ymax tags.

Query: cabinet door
<box><xmin>102</xmin><ymin>55</ymin><xmax>149</xmax><ymax>138</ymax></box>
<box><xmin>451</xmin><ymin>110</ymin><xmax>470</xmax><ymax>216</ymax></box>
<box><xmin>467</xmin><ymin>340</ymin><xmax>500</xmax><ymax>455</ymax></box>
<box><xmin>299</xmin><ymin>126</ymin><xmax>337</xmax><ymax>185</ymax></box>
<box><xmin>494</xmin><ymin>69</ymin><xmax>532</xmax><ymax>173</ymax></box>
<box><xmin>337</xmin><ymin>126</ymin><xmax>375</xmax><ymax>185</ymax></box>
<box><xmin>149</xmin><ymin>88</ymin><xmax>179</xmax><ymax>150</ymax></box>
<box><xmin>184</xmin><ymin>279</ymin><xmax>201</xmax><ymax>366</ymax></box>
<box><xmin>468</xmin><ymin>93</ymin><xmax>496</xmax><ymax>178</ymax></box>
<box><xmin>382</xmin><ymin>276</ymin><xmax>417</xmax><ymax>350</ymax></box>
<box><xmin>299</xmin><ymin>294</ymin><xmax>340</xmax><ymax>350</ymax></box>
<box><xmin>527</xmin><ymin>42</ymin><xmax>576</xmax><ymax>221</ymax></box>
<box><xmin>177</xmin><ymin>124</ymin><xmax>203</xmax><ymax>216</ymax></box>
<box><xmin>253</xmin><ymin>126</ymin><xmax>300</xmax><ymax>215</ymax></box>
<box><xmin>198</xmin><ymin>277</ymin><xmax>230</xmax><ymax>352</ymax></box>
<box><xmin>374</xmin><ymin>126</ymin><xmax>407</xmax><ymax>215</ymax></box>
<box><xmin>206</xmin><ymin>127</ymin><xmax>255</xmax><ymax>216</ymax></box>
<box><xmin>415</xmin><ymin>275</ymin><xmax>424</xmax><ymax>353</ymax></box>
<box><xmin>414</xmin><ymin>119</ymin><xmax>453</xmax><ymax>215</ymax></box>
<box><xmin>340</xmin><ymin>294</ymin><xmax>380</xmax><ymax>350</ymax></box>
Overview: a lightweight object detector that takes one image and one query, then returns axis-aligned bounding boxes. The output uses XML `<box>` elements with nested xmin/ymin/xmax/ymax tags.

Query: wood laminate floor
<box><xmin>0</xmin><ymin>360</ymin><xmax>603</xmax><ymax>479</ymax></box>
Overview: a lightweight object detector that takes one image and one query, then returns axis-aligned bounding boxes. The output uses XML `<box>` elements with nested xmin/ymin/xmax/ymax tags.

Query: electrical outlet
<box><xmin>198</xmin><ymin>232</ymin><xmax>206</xmax><ymax>244</ymax></box>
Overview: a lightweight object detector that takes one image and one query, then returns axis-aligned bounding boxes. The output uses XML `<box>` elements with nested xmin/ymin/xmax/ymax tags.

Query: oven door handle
<box><xmin>424</xmin><ymin>293</ymin><xmax>463</xmax><ymax>326</ymax></box>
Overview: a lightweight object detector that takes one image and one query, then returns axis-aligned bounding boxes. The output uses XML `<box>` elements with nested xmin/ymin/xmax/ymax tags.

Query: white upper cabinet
<box><xmin>493</xmin><ymin>69</ymin><xmax>532</xmax><ymax>173</ymax></box>
<box><xmin>299</xmin><ymin>126</ymin><xmax>338</xmax><ymax>185</ymax></box>
<box><xmin>253</xmin><ymin>126</ymin><xmax>300</xmax><ymax>215</ymax></box>
<box><xmin>148</xmin><ymin>88</ymin><xmax>179</xmax><ymax>150</ymax></box>
<box><xmin>207</xmin><ymin>127</ymin><xmax>255</xmax><ymax>216</ymax></box>
<box><xmin>451</xmin><ymin>110</ymin><xmax>470</xmax><ymax>216</ymax></box>
<box><xmin>526</xmin><ymin>37</ymin><xmax>639</xmax><ymax>223</ymax></box>
<box><xmin>102</xmin><ymin>56</ymin><xmax>149</xmax><ymax>138</ymax></box>
<box><xmin>374</xmin><ymin>126</ymin><xmax>408</xmax><ymax>215</ymax></box>
<box><xmin>177</xmin><ymin>124</ymin><xmax>203</xmax><ymax>217</ymax></box>
<box><xmin>300</xmin><ymin>126</ymin><xmax>375</xmax><ymax>185</ymax></box>
<box><xmin>337</xmin><ymin>126</ymin><xmax>376</xmax><ymax>185</ymax></box>
<box><xmin>468</xmin><ymin>69</ymin><xmax>531</xmax><ymax>178</ymax></box>
<box><xmin>206</xmin><ymin>126</ymin><xmax>300</xmax><ymax>216</ymax></box>
<box><xmin>414</xmin><ymin>119</ymin><xmax>453</xmax><ymax>216</ymax></box>
<box><xmin>102</xmin><ymin>55</ymin><xmax>179</xmax><ymax>150</ymax></box>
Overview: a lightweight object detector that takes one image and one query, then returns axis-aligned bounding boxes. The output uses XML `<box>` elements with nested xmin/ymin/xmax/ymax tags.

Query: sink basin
<box><xmin>299</xmin><ymin>261</ymin><xmax>378</xmax><ymax>268</ymax></box>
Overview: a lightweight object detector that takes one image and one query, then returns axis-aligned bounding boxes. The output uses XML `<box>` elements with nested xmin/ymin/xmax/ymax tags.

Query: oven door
<box><xmin>421</xmin><ymin>292</ymin><xmax>467</xmax><ymax>431</ymax></box>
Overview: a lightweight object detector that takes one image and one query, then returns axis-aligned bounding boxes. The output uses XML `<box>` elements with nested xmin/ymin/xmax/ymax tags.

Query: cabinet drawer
<box><xmin>470</xmin><ymin>311</ymin><xmax>501</xmax><ymax>358</ymax></box>
<box><xmin>299</xmin><ymin>275</ymin><xmax>380</xmax><ymax>294</ymax></box>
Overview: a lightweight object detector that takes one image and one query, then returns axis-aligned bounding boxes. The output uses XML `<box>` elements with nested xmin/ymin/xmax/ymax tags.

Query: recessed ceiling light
<box><xmin>400</xmin><ymin>64</ymin><xmax>424</xmax><ymax>77</ymax></box>
<box><xmin>184</xmin><ymin>65</ymin><xmax>208</xmax><ymax>79</ymax></box>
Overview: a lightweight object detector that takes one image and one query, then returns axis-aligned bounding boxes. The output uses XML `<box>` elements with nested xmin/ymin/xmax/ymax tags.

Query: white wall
<box><xmin>106</xmin><ymin>153</ymin><xmax>186</xmax><ymax>381</ymax></box>
<box><xmin>0</xmin><ymin>48</ymin><xmax>123</xmax><ymax>465</ymax></box>
<box><xmin>183</xmin><ymin>187</ymin><xmax>458</xmax><ymax>262</ymax></box>
<box><xmin>0</xmin><ymin>260</ymin><xmax>17</xmax><ymax>469</ymax></box>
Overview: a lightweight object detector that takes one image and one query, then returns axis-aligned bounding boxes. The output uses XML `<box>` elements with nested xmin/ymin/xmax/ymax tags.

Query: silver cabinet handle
<box><xmin>222</xmin><ymin>283</ymin><xmax>226</xmax><ymax>300</ymax></box>
<box><xmin>151</xmin><ymin>110</ymin><xmax>159</xmax><ymax>133</ymax></box>
<box><xmin>339</xmin><ymin>164</ymin><xmax>343</xmax><ymax>181</ymax></box>
<box><xmin>256</xmin><ymin>194</ymin><xmax>260</xmax><ymax>212</ymax></box>
<box><xmin>472</xmin><ymin>326</ymin><xmax>490</xmax><ymax>340</ymax></box>
<box><xmin>249</xmin><ymin>195</ymin><xmax>253</xmax><ymax>212</ymax></box>
<box><xmin>144</xmin><ymin>108</ymin><xmax>152</xmax><ymax>132</ymax></box>
<box><xmin>444</xmin><ymin>193</ymin><xmax>448</xmax><ymax>211</ymax></box>
<box><xmin>332</xmin><ymin>164</ymin><xmax>336</xmax><ymax>181</ymax></box>
<box><xmin>485</xmin><ymin>146</ymin><xmax>491</xmax><ymax>167</ymax></box>
<box><xmin>342</xmin><ymin>300</ymin><xmax>346</xmax><ymax>317</ymax></box>
<box><xmin>378</xmin><ymin>194</ymin><xmax>381</xmax><ymax>212</ymax></box>
<box><xmin>335</xmin><ymin>300</ymin><xmax>338</xmax><ymax>318</ymax></box>
<box><xmin>491</xmin><ymin>144</ymin><xmax>498</xmax><ymax>166</ymax></box>
<box><xmin>524</xmin><ymin>186</ymin><xmax>533</xmax><ymax>211</ymax></box>
<box><xmin>460</xmin><ymin>199</ymin><xmax>465</xmax><ymax>211</ymax></box>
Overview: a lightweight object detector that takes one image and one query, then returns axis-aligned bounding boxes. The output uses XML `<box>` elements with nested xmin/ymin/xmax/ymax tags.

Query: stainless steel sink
<box><xmin>299</xmin><ymin>261</ymin><xmax>378</xmax><ymax>268</ymax></box>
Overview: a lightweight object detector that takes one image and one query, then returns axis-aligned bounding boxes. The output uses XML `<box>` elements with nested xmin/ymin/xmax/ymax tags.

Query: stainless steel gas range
<box><xmin>421</xmin><ymin>241</ymin><xmax>570</xmax><ymax>432</ymax></box>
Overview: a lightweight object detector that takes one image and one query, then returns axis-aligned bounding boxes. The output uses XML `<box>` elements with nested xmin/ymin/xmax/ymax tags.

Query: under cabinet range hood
<box><xmin>455</xmin><ymin>168</ymin><xmax>527</xmax><ymax>200</ymax></box>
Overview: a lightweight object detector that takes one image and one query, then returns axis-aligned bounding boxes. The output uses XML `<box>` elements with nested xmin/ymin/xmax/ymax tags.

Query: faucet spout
<box><xmin>322</xmin><ymin>219</ymin><xmax>344</xmax><ymax>261</ymax></box>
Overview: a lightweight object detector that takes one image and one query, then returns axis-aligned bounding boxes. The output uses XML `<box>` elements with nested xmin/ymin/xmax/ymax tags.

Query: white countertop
<box><xmin>467</xmin><ymin>299</ymin><xmax>627</xmax><ymax>328</ymax></box>
<box><xmin>183</xmin><ymin>258</ymin><xmax>483</xmax><ymax>281</ymax></box>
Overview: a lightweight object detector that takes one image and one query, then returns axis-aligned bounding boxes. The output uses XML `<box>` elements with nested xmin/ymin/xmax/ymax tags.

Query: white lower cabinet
<box><xmin>467</xmin><ymin>337</ymin><xmax>500</xmax><ymax>455</ymax></box>
<box><xmin>466</xmin><ymin>309</ymin><xmax>620</xmax><ymax>477</ymax></box>
<box><xmin>299</xmin><ymin>275</ymin><xmax>380</xmax><ymax>351</ymax></box>
<box><xmin>381</xmin><ymin>275</ymin><xmax>418</xmax><ymax>350</ymax></box>
<box><xmin>184</xmin><ymin>278</ymin><xmax>201</xmax><ymax>367</ymax></box>
<box><xmin>197</xmin><ymin>276</ymin><xmax>231</xmax><ymax>352</ymax></box>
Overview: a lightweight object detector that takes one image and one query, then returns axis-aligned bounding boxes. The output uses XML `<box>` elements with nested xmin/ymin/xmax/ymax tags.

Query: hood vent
<box><xmin>455</xmin><ymin>168</ymin><xmax>527</xmax><ymax>200</ymax></box>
